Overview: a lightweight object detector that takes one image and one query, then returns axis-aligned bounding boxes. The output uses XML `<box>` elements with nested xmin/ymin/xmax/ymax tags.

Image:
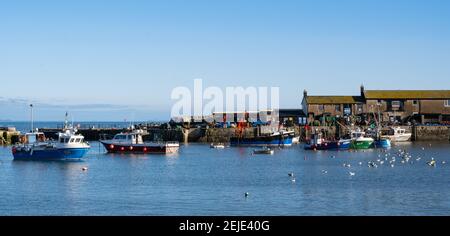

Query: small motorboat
<box><xmin>12</xmin><ymin>111</ymin><xmax>90</xmax><ymax>160</ymax></box>
<box><xmin>230</xmin><ymin>130</ymin><xmax>294</xmax><ymax>147</ymax></box>
<box><xmin>253</xmin><ymin>147</ymin><xmax>274</xmax><ymax>155</ymax></box>
<box><xmin>381</xmin><ymin>127</ymin><xmax>412</xmax><ymax>142</ymax></box>
<box><xmin>100</xmin><ymin>129</ymin><xmax>179</xmax><ymax>154</ymax></box>
<box><xmin>304</xmin><ymin>133</ymin><xmax>350</xmax><ymax>150</ymax></box>
<box><xmin>12</xmin><ymin>128</ymin><xmax>90</xmax><ymax>160</ymax></box>
<box><xmin>366</xmin><ymin>128</ymin><xmax>391</xmax><ymax>148</ymax></box>
<box><xmin>373</xmin><ymin>138</ymin><xmax>391</xmax><ymax>148</ymax></box>
<box><xmin>350</xmin><ymin>130</ymin><xmax>374</xmax><ymax>149</ymax></box>
<box><xmin>210</xmin><ymin>142</ymin><xmax>226</xmax><ymax>149</ymax></box>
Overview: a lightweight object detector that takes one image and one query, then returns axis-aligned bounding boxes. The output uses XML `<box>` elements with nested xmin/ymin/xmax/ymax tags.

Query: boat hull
<box><xmin>351</xmin><ymin>140</ymin><xmax>374</xmax><ymax>149</ymax></box>
<box><xmin>230</xmin><ymin>137</ymin><xmax>293</xmax><ymax>147</ymax></box>
<box><xmin>100</xmin><ymin>141</ymin><xmax>179</xmax><ymax>154</ymax></box>
<box><xmin>381</xmin><ymin>135</ymin><xmax>412</xmax><ymax>142</ymax></box>
<box><xmin>12</xmin><ymin>147</ymin><xmax>89</xmax><ymax>160</ymax></box>
<box><xmin>304</xmin><ymin>140</ymin><xmax>351</xmax><ymax>150</ymax></box>
<box><xmin>373</xmin><ymin>139</ymin><xmax>391</xmax><ymax>148</ymax></box>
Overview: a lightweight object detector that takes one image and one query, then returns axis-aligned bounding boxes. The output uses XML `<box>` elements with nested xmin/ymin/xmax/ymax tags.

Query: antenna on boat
<box><xmin>30</xmin><ymin>104</ymin><xmax>34</xmax><ymax>132</ymax></box>
<box><xmin>64</xmin><ymin>111</ymin><xmax>69</xmax><ymax>129</ymax></box>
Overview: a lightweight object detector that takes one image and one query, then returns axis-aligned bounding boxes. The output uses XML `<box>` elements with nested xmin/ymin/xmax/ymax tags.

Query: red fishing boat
<box><xmin>100</xmin><ymin>130</ymin><xmax>179</xmax><ymax>154</ymax></box>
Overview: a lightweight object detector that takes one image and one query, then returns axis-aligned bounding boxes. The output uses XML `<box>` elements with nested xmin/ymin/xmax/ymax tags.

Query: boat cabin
<box><xmin>351</xmin><ymin>131</ymin><xmax>366</xmax><ymax>139</ymax></box>
<box><xmin>58</xmin><ymin>134</ymin><xmax>85</xmax><ymax>144</ymax></box>
<box><xmin>381</xmin><ymin>127</ymin><xmax>409</xmax><ymax>136</ymax></box>
<box><xmin>58</xmin><ymin>130</ymin><xmax>85</xmax><ymax>144</ymax></box>
<box><xmin>112</xmin><ymin>133</ymin><xmax>144</xmax><ymax>144</ymax></box>
<box><xmin>23</xmin><ymin>132</ymin><xmax>46</xmax><ymax>144</ymax></box>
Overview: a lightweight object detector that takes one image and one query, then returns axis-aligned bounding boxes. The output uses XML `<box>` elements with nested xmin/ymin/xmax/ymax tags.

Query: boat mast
<box><xmin>30</xmin><ymin>104</ymin><xmax>34</xmax><ymax>132</ymax></box>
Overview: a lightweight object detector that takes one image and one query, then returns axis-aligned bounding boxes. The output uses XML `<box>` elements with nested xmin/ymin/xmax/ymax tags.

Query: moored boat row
<box><xmin>304</xmin><ymin>127</ymin><xmax>411</xmax><ymax>151</ymax></box>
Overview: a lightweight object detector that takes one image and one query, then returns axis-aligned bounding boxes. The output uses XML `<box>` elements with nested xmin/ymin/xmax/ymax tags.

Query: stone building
<box><xmin>361</xmin><ymin>87</ymin><xmax>450</xmax><ymax>124</ymax></box>
<box><xmin>302</xmin><ymin>86</ymin><xmax>450</xmax><ymax>125</ymax></box>
<box><xmin>301</xmin><ymin>90</ymin><xmax>365</xmax><ymax>124</ymax></box>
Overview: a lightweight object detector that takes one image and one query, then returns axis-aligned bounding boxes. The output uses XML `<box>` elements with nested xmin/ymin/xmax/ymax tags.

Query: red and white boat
<box><xmin>100</xmin><ymin>129</ymin><xmax>179</xmax><ymax>154</ymax></box>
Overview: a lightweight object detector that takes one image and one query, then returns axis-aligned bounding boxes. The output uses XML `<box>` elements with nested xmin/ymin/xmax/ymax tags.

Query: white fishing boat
<box><xmin>100</xmin><ymin>129</ymin><xmax>179</xmax><ymax>154</ymax></box>
<box><xmin>381</xmin><ymin>127</ymin><xmax>412</xmax><ymax>142</ymax></box>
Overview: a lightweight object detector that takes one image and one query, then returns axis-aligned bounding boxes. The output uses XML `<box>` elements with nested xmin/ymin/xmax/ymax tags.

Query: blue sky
<box><xmin>1</xmin><ymin>0</ymin><xmax>449</xmax><ymax>121</ymax></box>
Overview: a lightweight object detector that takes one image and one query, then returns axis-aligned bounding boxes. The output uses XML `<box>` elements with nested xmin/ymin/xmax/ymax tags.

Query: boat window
<box><xmin>75</xmin><ymin>138</ymin><xmax>81</xmax><ymax>143</ymax></box>
<box><xmin>114</xmin><ymin>135</ymin><xmax>126</xmax><ymax>140</ymax></box>
<box><xmin>127</xmin><ymin>135</ymin><xmax>133</xmax><ymax>140</ymax></box>
<box><xmin>27</xmin><ymin>135</ymin><xmax>37</xmax><ymax>144</ymax></box>
<box><xmin>69</xmin><ymin>138</ymin><xmax>75</xmax><ymax>143</ymax></box>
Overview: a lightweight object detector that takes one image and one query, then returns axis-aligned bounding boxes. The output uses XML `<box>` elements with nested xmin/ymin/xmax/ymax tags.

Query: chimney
<box><xmin>303</xmin><ymin>89</ymin><xmax>307</xmax><ymax>98</ymax></box>
<box><xmin>360</xmin><ymin>84</ymin><xmax>365</xmax><ymax>96</ymax></box>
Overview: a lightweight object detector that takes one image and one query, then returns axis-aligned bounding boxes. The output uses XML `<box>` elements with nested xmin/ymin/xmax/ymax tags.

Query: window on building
<box><xmin>377</xmin><ymin>100</ymin><xmax>382</xmax><ymax>105</ymax></box>
<box><xmin>319</xmin><ymin>105</ymin><xmax>324</xmax><ymax>111</ymax></box>
<box><xmin>445</xmin><ymin>100</ymin><xmax>450</xmax><ymax>107</ymax></box>
<box><xmin>335</xmin><ymin>104</ymin><xmax>341</xmax><ymax>112</ymax></box>
<box><xmin>391</xmin><ymin>101</ymin><xmax>401</xmax><ymax>110</ymax></box>
<box><xmin>413</xmin><ymin>100</ymin><xmax>418</xmax><ymax>105</ymax></box>
<box><xmin>357</xmin><ymin>104</ymin><xmax>363</xmax><ymax>112</ymax></box>
<box><xmin>343</xmin><ymin>104</ymin><xmax>351</xmax><ymax>115</ymax></box>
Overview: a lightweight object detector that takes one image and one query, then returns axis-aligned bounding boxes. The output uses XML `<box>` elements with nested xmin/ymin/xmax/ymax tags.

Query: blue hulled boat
<box><xmin>373</xmin><ymin>138</ymin><xmax>391</xmax><ymax>148</ymax></box>
<box><xmin>230</xmin><ymin>130</ymin><xmax>294</xmax><ymax>147</ymax></box>
<box><xmin>12</xmin><ymin>109</ymin><xmax>90</xmax><ymax>160</ymax></box>
<box><xmin>12</xmin><ymin>128</ymin><xmax>90</xmax><ymax>160</ymax></box>
<box><xmin>304</xmin><ymin>133</ymin><xmax>351</xmax><ymax>150</ymax></box>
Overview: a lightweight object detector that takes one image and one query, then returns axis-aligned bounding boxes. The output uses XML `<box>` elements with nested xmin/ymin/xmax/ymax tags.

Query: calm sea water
<box><xmin>1</xmin><ymin>140</ymin><xmax>450</xmax><ymax>216</ymax></box>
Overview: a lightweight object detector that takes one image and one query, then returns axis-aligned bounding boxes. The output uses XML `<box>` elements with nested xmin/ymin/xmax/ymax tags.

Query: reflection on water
<box><xmin>1</xmin><ymin>141</ymin><xmax>450</xmax><ymax>215</ymax></box>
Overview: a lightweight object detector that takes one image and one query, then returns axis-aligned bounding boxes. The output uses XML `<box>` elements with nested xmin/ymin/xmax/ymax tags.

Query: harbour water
<box><xmin>1</xmin><ymin>139</ymin><xmax>450</xmax><ymax>215</ymax></box>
